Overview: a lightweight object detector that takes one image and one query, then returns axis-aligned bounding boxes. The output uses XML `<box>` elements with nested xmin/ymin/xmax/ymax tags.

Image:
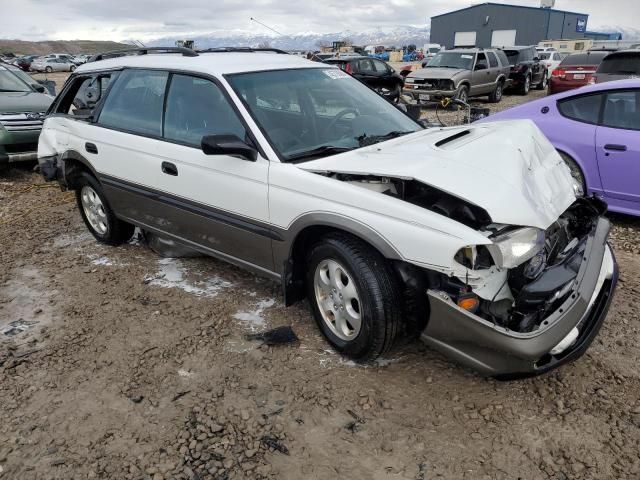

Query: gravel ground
<box><xmin>1</xmin><ymin>77</ymin><xmax>639</xmax><ymax>480</ymax></box>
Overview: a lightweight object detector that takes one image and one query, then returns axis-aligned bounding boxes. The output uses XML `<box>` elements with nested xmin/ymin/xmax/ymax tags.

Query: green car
<box><xmin>0</xmin><ymin>63</ymin><xmax>54</xmax><ymax>172</ymax></box>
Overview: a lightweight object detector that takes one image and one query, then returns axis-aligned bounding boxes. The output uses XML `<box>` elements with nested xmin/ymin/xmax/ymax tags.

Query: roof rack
<box><xmin>197</xmin><ymin>47</ymin><xmax>288</xmax><ymax>55</ymax></box>
<box><xmin>88</xmin><ymin>47</ymin><xmax>198</xmax><ymax>63</ymax></box>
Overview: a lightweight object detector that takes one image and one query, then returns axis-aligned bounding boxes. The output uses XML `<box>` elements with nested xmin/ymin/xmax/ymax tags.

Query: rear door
<box><xmin>595</xmin><ymin>89</ymin><xmax>640</xmax><ymax>205</ymax></box>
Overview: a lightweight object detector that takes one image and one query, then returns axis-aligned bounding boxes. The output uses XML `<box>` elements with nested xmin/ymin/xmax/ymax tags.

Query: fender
<box><xmin>48</xmin><ymin>150</ymin><xmax>98</xmax><ymax>189</ymax></box>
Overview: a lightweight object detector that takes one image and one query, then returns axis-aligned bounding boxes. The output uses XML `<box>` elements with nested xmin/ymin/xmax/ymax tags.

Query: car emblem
<box><xmin>26</xmin><ymin>113</ymin><xmax>42</xmax><ymax>120</ymax></box>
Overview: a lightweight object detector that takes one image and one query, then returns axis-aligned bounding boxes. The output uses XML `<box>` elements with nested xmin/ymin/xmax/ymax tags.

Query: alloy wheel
<box><xmin>80</xmin><ymin>185</ymin><xmax>108</xmax><ymax>235</ymax></box>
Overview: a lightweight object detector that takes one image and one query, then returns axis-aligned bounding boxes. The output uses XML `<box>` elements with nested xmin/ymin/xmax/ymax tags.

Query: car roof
<box><xmin>602</xmin><ymin>49</ymin><xmax>640</xmax><ymax>57</ymax></box>
<box><xmin>325</xmin><ymin>56</ymin><xmax>369</xmax><ymax>62</ymax></box>
<box><xmin>76</xmin><ymin>52</ymin><xmax>328</xmax><ymax>76</ymax></box>
<box><xmin>501</xmin><ymin>46</ymin><xmax>535</xmax><ymax>50</ymax></box>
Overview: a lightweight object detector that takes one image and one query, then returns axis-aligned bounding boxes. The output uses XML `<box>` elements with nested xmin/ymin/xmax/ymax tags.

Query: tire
<box><xmin>305</xmin><ymin>233</ymin><xmax>402</xmax><ymax>361</ymax></box>
<box><xmin>455</xmin><ymin>85</ymin><xmax>469</xmax><ymax>104</ymax></box>
<box><xmin>558</xmin><ymin>151</ymin><xmax>586</xmax><ymax>197</ymax></box>
<box><xmin>519</xmin><ymin>75</ymin><xmax>530</xmax><ymax>95</ymax></box>
<box><xmin>488</xmin><ymin>80</ymin><xmax>504</xmax><ymax>103</ymax></box>
<box><xmin>391</xmin><ymin>83</ymin><xmax>402</xmax><ymax>104</ymax></box>
<box><xmin>70</xmin><ymin>65</ymin><xmax>76</xmax><ymax>72</ymax></box>
<box><xmin>45</xmin><ymin>66</ymin><xmax>53</xmax><ymax>73</ymax></box>
<box><xmin>536</xmin><ymin>72</ymin><xmax>548</xmax><ymax>90</ymax></box>
<box><xmin>75</xmin><ymin>171</ymin><xmax>135</xmax><ymax>245</ymax></box>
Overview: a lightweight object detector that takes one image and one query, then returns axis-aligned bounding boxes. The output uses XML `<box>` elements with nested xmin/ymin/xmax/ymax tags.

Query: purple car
<box><xmin>483</xmin><ymin>80</ymin><xmax>640</xmax><ymax>216</ymax></box>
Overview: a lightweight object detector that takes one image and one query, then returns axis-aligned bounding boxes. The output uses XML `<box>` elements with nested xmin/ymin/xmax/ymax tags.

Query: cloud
<box><xmin>1</xmin><ymin>0</ymin><xmax>637</xmax><ymax>41</ymax></box>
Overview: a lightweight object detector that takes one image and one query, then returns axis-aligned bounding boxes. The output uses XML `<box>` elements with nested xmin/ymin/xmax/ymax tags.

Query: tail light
<box><xmin>589</xmin><ymin>76</ymin><xmax>597</xmax><ymax>85</ymax></box>
<box><xmin>344</xmin><ymin>63</ymin><xmax>352</xmax><ymax>74</ymax></box>
<box><xmin>551</xmin><ymin>68</ymin><xmax>566</xmax><ymax>79</ymax></box>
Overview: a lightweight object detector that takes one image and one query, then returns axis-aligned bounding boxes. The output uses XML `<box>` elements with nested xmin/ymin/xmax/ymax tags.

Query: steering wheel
<box><xmin>322</xmin><ymin>108</ymin><xmax>359</xmax><ymax>138</ymax></box>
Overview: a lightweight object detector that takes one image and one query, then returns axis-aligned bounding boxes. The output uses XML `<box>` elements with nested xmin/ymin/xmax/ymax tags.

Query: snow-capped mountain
<box><xmin>147</xmin><ymin>26</ymin><xmax>430</xmax><ymax>51</ymax></box>
<box><xmin>592</xmin><ymin>26</ymin><xmax>640</xmax><ymax>41</ymax></box>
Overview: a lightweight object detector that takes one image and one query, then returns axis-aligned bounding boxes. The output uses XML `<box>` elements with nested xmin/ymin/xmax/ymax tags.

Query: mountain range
<box><xmin>147</xmin><ymin>26</ymin><xmax>432</xmax><ymax>51</ymax></box>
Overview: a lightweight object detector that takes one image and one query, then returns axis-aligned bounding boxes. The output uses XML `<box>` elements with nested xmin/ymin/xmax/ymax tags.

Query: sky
<box><xmin>3</xmin><ymin>0</ymin><xmax>637</xmax><ymax>41</ymax></box>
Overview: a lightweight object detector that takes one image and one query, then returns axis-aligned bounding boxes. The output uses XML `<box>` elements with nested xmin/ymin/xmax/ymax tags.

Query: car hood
<box><xmin>0</xmin><ymin>91</ymin><xmax>53</xmax><ymax>113</ymax></box>
<box><xmin>410</xmin><ymin>67</ymin><xmax>467</xmax><ymax>79</ymax></box>
<box><xmin>297</xmin><ymin>120</ymin><xmax>576</xmax><ymax>230</ymax></box>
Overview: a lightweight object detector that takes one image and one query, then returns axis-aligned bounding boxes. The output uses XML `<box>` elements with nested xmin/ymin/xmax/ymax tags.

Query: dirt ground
<box><xmin>1</xmin><ymin>78</ymin><xmax>640</xmax><ymax>480</ymax></box>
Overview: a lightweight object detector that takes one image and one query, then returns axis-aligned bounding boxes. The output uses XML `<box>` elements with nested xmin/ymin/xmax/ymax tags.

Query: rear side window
<box><xmin>163</xmin><ymin>74</ymin><xmax>246</xmax><ymax>146</ymax></box>
<box><xmin>98</xmin><ymin>69</ymin><xmax>168</xmax><ymax>137</ymax></box>
<box><xmin>597</xmin><ymin>54</ymin><xmax>640</xmax><ymax>75</ymax></box>
<box><xmin>495</xmin><ymin>50</ymin><xmax>509</xmax><ymax>67</ymax></box>
<box><xmin>356</xmin><ymin>59</ymin><xmax>374</xmax><ymax>73</ymax></box>
<box><xmin>557</xmin><ymin>94</ymin><xmax>603</xmax><ymax>124</ymax></box>
<box><xmin>560</xmin><ymin>53</ymin><xmax>607</xmax><ymax>66</ymax></box>
<box><xmin>602</xmin><ymin>90</ymin><xmax>640</xmax><ymax>130</ymax></box>
<box><xmin>487</xmin><ymin>52</ymin><xmax>498</xmax><ymax>68</ymax></box>
<box><xmin>372</xmin><ymin>60</ymin><xmax>389</xmax><ymax>73</ymax></box>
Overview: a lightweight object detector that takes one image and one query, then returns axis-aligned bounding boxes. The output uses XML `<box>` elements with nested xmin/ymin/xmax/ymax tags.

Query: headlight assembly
<box><xmin>487</xmin><ymin>227</ymin><xmax>545</xmax><ymax>269</ymax></box>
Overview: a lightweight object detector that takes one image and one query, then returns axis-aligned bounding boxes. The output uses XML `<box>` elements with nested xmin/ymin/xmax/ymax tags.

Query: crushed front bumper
<box><xmin>402</xmin><ymin>87</ymin><xmax>457</xmax><ymax>102</ymax></box>
<box><xmin>420</xmin><ymin>217</ymin><xmax>617</xmax><ymax>378</ymax></box>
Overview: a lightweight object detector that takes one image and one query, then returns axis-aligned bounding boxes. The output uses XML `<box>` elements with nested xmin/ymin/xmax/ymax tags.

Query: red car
<box><xmin>549</xmin><ymin>51</ymin><xmax>608</xmax><ymax>94</ymax></box>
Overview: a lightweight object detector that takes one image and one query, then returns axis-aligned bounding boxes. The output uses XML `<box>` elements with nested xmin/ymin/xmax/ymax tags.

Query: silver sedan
<box><xmin>30</xmin><ymin>57</ymin><xmax>76</xmax><ymax>73</ymax></box>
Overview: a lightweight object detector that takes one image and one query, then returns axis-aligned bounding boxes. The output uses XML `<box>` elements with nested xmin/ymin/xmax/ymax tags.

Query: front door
<box><xmin>596</xmin><ymin>89</ymin><xmax>640</xmax><ymax>206</ymax></box>
<box><xmin>471</xmin><ymin>53</ymin><xmax>492</xmax><ymax>95</ymax></box>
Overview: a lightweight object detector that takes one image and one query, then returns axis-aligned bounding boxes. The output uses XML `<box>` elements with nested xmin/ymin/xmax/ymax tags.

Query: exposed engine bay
<box><xmin>332</xmin><ymin>173</ymin><xmax>492</xmax><ymax>229</ymax></box>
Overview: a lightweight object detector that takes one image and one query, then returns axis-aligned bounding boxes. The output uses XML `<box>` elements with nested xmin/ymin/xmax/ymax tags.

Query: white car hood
<box><xmin>298</xmin><ymin>120</ymin><xmax>576</xmax><ymax>230</ymax></box>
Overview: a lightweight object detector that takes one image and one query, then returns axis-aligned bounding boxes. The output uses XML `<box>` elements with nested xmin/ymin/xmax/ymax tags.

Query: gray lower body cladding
<box><xmin>421</xmin><ymin>217</ymin><xmax>617</xmax><ymax>377</ymax></box>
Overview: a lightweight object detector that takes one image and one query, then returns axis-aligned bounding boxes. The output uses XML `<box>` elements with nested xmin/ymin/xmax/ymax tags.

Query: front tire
<box><xmin>558</xmin><ymin>151</ymin><xmax>586</xmax><ymax>197</ymax></box>
<box><xmin>75</xmin><ymin>172</ymin><xmax>134</xmax><ymax>245</ymax></box>
<box><xmin>70</xmin><ymin>65</ymin><xmax>76</xmax><ymax>72</ymax></box>
<box><xmin>305</xmin><ymin>233</ymin><xmax>402</xmax><ymax>361</ymax></box>
<box><xmin>455</xmin><ymin>85</ymin><xmax>469</xmax><ymax>104</ymax></box>
<box><xmin>45</xmin><ymin>66</ymin><xmax>53</xmax><ymax>73</ymax></box>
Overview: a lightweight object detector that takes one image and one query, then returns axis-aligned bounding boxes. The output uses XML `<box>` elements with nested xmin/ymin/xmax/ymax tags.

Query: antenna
<box><xmin>250</xmin><ymin>17</ymin><xmax>285</xmax><ymax>36</ymax></box>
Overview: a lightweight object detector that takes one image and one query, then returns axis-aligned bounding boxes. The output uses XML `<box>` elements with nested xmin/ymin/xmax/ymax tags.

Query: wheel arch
<box><xmin>277</xmin><ymin>214</ymin><xmax>403</xmax><ymax>306</ymax></box>
<box><xmin>555</xmin><ymin>148</ymin><xmax>588</xmax><ymax>192</ymax></box>
<box><xmin>59</xmin><ymin>150</ymin><xmax>99</xmax><ymax>190</ymax></box>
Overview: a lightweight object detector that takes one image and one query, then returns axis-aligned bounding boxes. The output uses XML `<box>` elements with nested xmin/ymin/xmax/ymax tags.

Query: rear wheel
<box><xmin>537</xmin><ymin>73</ymin><xmax>548</xmax><ymax>90</ymax></box>
<box><xmin>75</xmin><ymin>172</ymin><xmax>135</xmax><ymax>245</ymax></box>
<box><xmin>488</xmin><ymin>81</ymin><xmax>504</xmax><ymax>103</ymax></box>
<box><xmin>519</xmin><ymin>75</ymin><xmax>531</xmax><ymax>95</ymax></box>
<box><xmin>70</xmin><ymin>65</ymin><xmax>76</xmax><ymax>72</ymax></box>
<box><xmin>305</xmin><ymin>233</ymin><xmax>402</xmax><ymax>361</ymax></box>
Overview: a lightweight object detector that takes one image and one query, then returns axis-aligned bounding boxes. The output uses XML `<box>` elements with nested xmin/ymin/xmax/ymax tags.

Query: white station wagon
<box><xmin>39</xmin><ymin>47</ymin><xmax>617</xmax><ymax>378</ymax></box>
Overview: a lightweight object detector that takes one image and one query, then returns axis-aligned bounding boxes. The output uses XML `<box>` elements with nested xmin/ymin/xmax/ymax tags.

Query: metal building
<box><xmin>430</xmin><ymin>2</ymin><xmax>589</xmax><ymax>49</ymax></box>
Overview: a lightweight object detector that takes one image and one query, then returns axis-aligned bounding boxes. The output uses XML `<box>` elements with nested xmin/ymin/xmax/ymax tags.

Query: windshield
<box><xmin>598</xmin><ymin>54</ymin><xmax>640</xmax><ymax>75</ymax></box>
<box><xmin>227</xmin><ymin>68</ymin><xmax>420</xmax><ymax>162</ymax></box>
<box><xmin>427</xmin><ymin>52</ymin><xmax>474</xmax><ymax>69</ymax></box>
<box><xmin>0</xmin><ymin>69</ymin><xmax>33</xmax><ymax>92</ymax></box>
<box><xmin>538</xmin><ymin>52</ymin><xmax>551</xmax><ymax>60</ymax></box>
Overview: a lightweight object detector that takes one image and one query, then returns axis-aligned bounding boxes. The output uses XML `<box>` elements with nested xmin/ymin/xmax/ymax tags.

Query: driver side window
<box><xmin>476</xmin><ymin>53</ymin><xmax>488</xmax><ymax>69</ymax></box>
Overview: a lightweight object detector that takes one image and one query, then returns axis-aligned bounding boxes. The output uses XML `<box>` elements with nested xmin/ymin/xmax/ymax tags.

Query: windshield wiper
<box><xmin>357</xmin><ymin>130</ymin><xmax>413</xmax><ymax>147</ymax></box>
<box><xmin>286</xmin><ymin>145</ymin><xmax>354</xmax><ymax>162</ymax></box>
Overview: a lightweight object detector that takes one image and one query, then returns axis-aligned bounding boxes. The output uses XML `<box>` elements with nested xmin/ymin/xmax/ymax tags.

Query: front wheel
<box><xmin>558</xmin><ymin>151</ymin><xmax>586</xmax><ymax>197</ymax></box>
<box><xmin>455</xmin><ymin>85</ymin><xmax>469</xmax><ymax>104</ymax></box>
<box><xmin>305</xmin><ymin>233</ymin><xmax>402</xmax><ymax>361</ymax></box>
<box><xmin>75</xmin><ymin>172</ymin><xmax>135</xmax><ymax>245</ymax></box>
<box><xmin>45</xmin><ymin>66</ymin><xmax>53</xmax><ymax>73</ymax></box>
<box><xmin>70</xmin><ymin>65</ymin><xmax>76</xmax><ymax>72</ymax></box>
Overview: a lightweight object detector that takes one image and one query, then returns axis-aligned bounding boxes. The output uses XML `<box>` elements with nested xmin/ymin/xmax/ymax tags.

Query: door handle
<box><xmin>161</xmin><ymin>161</ymin><xmax>178</xmax><ymax>176</ymax></box>
<box><xmin>604</xmin><ymin>144</ymin><xmax>627</xmax><ymax>152</ymax></box>
<box><xmin>85</xmin><ymin>142</ymin><xmax>98</xmax><ymax>154</ymax></box>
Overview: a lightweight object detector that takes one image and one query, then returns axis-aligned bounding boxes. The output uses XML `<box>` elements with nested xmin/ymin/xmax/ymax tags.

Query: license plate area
<box><xmin>419</xmin><ymin>94</ymin><xmax>431</xmax><ymax>101</ymax></box>
<box><xmin>573</xmin><ymin>73</ymin><xmax>585</xmax><ymax>80</ymax></box>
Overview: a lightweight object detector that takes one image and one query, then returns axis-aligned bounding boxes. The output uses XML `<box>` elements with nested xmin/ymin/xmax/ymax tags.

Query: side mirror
<box><xmin>201</xmin><ymin>134</ymin><xmax>258</xmax><ymax>161</ymax></box>
<box><xmin>33</xmin><ymin>84</ymin><xmax>46</xmax><ymax>93</ymax></box>
<box><xmin>475</xmin><ymin>63</ymin><xmax>487</xmax><ymax>71</ymax></box>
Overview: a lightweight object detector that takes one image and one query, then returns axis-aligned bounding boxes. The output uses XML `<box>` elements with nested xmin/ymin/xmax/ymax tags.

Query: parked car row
<box><xmin>2</xmin><ymin>53</ymin><xmax>89</xmax><ymax>72</ymax></box>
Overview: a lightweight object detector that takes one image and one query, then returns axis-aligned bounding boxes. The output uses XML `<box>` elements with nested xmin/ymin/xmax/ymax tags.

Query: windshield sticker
<box><xmin>324</xmin><ymin>69</ymin><xmax>349</xmax><ymax>79</ymax></box>
<box><xmin>461</xmin><ymin>55</ymin><xmax>473</xmax><ymax>59</ymax></box>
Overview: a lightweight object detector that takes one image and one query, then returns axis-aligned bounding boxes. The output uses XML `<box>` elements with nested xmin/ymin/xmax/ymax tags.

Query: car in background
<box><xmin>15</xmin><ymin>55</ymin><xmax>38</xmax><ymax>72</ymax></box>
<box><xmin>325</xmin><ymin>56</ymin><xmax>404</xmax><ymax>102</ymax></box>
<box><xmin>538</xmin><ymin>51</ymin><xmax>564</xmax><ymax>79</ymax></box>
<box><xmin>502</xmin><ymin>46</ymin><xmax>548</xmax><ymax>94</ymax></box>
<box><xmin>405</xmin><ymin>48</ymin><xmax>510</xmax><ymax>104</ymax></box>
<box><xmin>549</xmin><ymin>51</ymin><xmax>608</xmax><ymax>94</ymax></box>
<box><xmin>0</xmin><ymin>63</ymin><xmax>53</xmax><ymax>172</ymax></box>
<box><xmin>423</xmin><ymin>43</ymin><xmax>442</xmax><ymax>61</ymax></box>
<box><xmin>483</xmin><ymin>79</ymin><xmax>640</xmax><ymax>216</ymax></box>
<box><xmin>593</xmin><ymin>50</ymin><xmax>640</xmax><ymax>84</ymax></box>
<box><xmin>31</xmin><ymin>57</ymin><xmax>77</xmax><ymax>73</ymax></box>
<box><xmin>536</xmin><ymin>46</ymin><xmax>557</xmax><ymax>53</ymax></box>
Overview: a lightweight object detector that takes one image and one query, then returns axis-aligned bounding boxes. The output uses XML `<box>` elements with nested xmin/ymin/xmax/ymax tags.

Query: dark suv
<box><xmin>502</xmin><ymin>46</ymin><xmax>548</xmax><ymax>94</ymax></box>
<box><xmin>593</xmin><ymin>49</ymin><xmax>640</xmax><ymax>84</ymax></box>
<box><xmin>325</xmin><ymin>56</ymin><xmax>404</xmax><ymax>102</ymax></box>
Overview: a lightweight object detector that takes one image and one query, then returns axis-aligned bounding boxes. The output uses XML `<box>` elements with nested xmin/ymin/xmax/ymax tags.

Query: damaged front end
<box><xmin>421</xmin><ymin>197</ymin><xmax>618</xmax><ymax>377</ymax></box>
